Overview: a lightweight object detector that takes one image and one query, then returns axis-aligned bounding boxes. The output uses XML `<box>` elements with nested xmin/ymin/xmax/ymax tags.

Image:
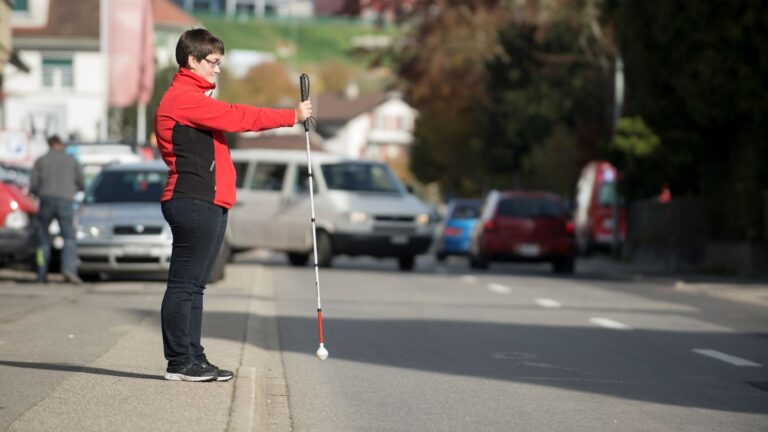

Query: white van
<box><xmin>227</xmin><ymin>149</ymin><xmax>436</xmax><ymax>271</ymax></box>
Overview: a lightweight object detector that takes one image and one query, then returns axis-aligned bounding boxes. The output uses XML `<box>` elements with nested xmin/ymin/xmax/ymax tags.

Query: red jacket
<box><xmin>155</xmin><ymin>68</ymin><xmax>295</xmax><ymax>209</ymax></box>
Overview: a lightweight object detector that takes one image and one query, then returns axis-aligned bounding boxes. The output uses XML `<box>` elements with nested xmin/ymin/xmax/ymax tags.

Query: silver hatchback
<box><xmin>75</xmin><ymin>161</ymin><xmax>172</xmax><ymax>279</ymax></box>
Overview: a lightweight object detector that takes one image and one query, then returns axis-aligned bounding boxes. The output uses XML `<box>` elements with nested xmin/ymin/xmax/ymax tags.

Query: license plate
<box><xmin>390</xmin><ymin>235</ymin><xmax>408</xmax><ymax>245</ymax></box>
<box><xmin>517</xmin><ymin>243</ymin><xmax>540</xmax><ymax>257</ymax></box>
<box><xmin>123</xmin><ymin>245</ymin><xmax>151</xmax><ymax>256</ymax></box>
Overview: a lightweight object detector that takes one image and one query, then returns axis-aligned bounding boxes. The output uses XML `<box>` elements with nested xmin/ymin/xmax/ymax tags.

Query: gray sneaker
<box><xmin>199</xmin><ymin>360</ymin><xmax>234</xmax><ymax>382</ymax></box>
<box><xmin>164</xmin><ymin>363</ymin><xmax>218</xmax><ymax>382</ymax></box>
<box><xmin>62</xmin><ymin>271</ymin><xmax>83</xmax><ymax>285</ymax></box>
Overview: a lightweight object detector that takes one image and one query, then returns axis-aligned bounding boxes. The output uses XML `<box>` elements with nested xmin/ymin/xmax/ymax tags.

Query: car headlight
<box><xmin>4</xmin><ymin>209</ymin><xmax>30</xmax><ymax>229</ymax></box>
<box><xmin>77</xmin><ymin>224</ymin><xmax>108</xmax><ymax>239</ymax></box>
<box><xmin>415</xmin><ymin>213</ymin><xmax>431</xmax><ymax>226</ymax></box>
<box><xmin>347</xmin><ymin>211</ymin><xmax>370</xmax><ymax>224</ymax></box>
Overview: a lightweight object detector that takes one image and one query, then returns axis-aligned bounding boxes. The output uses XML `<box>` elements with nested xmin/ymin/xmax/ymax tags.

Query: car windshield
<box><xmin>451</xmin><ymin>202</ymin><xmax>481</xmax><ymax>219</ymax></box>
<box><xmin>86</xmin><ymin>170</ymin><xmax>167</xmax><ymax>203</ymax></box>
<box><xmin>597</xmin><ymin>182</ymin><xmax>622</xmax><ymax>207</ymax></box>
<box><xmin>321</xmin><ymin>162</ymin><xmax>402</xmax><ymax>193</ymax></box>
<box><xmin>497</xmin><ymin>198</ymin><xmax>563</xmax><ymax>218</ymax></box>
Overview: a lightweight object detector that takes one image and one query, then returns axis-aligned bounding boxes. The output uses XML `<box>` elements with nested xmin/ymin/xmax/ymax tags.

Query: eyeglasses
<box><xmin>202</xmin><ymin>57</ymin><xmax>222</xmax><ymax>67</ymax></box>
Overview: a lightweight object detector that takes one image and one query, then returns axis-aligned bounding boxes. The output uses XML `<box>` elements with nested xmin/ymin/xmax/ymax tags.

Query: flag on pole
<box><xmin>108</xmin><ymin>0</ymin><xmax>155</xmax><ymax>107</ymax></box>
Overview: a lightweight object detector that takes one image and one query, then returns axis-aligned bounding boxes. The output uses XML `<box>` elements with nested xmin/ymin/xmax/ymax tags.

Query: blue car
<box><xmin>436</xmin><ymin>199</ymin><xmax>481</xmax><ymax>261</ymax></box>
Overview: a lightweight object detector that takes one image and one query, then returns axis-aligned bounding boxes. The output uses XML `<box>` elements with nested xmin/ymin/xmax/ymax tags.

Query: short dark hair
<box><xmin>47</xmin><ymin>135</ymin><xmax>63</xmax><ymax>147</ymax></box>
<box><xmin>175</xmin><ymin>28</ymin><xmax>225</xmax><ymax>68</ymax></box>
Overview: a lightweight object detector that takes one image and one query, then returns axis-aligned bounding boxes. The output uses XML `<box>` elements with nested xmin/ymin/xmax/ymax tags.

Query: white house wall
<box><xmin>3</xmin><ymin>50</ymin><xmax>106</xmax><ymax>145</ymax></box>
<box><xmin>323</xmin><ymin>113</ymin><xmax>370</xmax><ymax>159</ymax></box>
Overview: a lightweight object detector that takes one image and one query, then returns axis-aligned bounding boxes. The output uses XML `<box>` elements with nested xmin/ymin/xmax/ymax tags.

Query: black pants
<box><xmin>160</xmin><ymin>198</ymin><xmax>227</xmax><ymax>368</ymax></box>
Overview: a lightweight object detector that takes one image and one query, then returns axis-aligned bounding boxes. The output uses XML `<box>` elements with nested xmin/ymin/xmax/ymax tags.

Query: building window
<box><xmin>11</xmin><ymin>0</ymin><xmax>29</xmax><ymax>12</ymax></box>
<box><xmin>42</xmin><ymin>58</ymin><xmax>74</xmax><ymax>88</ymax></box>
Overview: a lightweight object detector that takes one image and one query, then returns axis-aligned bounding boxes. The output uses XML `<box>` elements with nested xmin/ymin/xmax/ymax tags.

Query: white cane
<box><xmin>300</xmin><ymin>74</ymin><xmax>328</xmax><ymax>360</ymax></box>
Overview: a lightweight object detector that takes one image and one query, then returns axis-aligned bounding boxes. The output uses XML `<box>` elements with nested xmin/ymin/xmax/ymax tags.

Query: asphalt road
<box><xmin>0</xmin><ymin>254</ymin><xmax>766</xmax><ymax>431</ymax></box>
<box><xmin>259</xmin><ymin>254</ymin><xmax>768</xmax><ymax>432</ymax></box>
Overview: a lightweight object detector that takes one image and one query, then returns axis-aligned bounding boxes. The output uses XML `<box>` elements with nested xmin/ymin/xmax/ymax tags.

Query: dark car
<box><xmin>75</xmin><ymin>161</ymin><xmax>227</xmax><ymax>282</ymax></box>
<box><xmin>436</xmin><ymin>198</ymin><xmax>481</xmax><ymax>261</ymax></box>
<box><xmin>469</xmin><ymin>190</ymin><xmax>575</xmax><ymax>273</ymax></box>
<box><xmin>0</xmin><ymin>179</ymin><xmax>38</xmax><ymax>268</ymax></box>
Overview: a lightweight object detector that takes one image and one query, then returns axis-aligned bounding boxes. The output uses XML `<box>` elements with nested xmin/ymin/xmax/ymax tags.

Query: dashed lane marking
<box><xmin>535</xmin><ymin>298</ymin><xmax>562</xmax><ymax>308</ymax></box>
<box><xmin>590</xmin><ymin>317</ymin><xmax>631</xmax><ymax>330</ymax></box>
<box><xmin>487</xmin><ymin>283</ymin><xmax>511</xmax><ymax>294</ymax></box>
<box><xmin>692</xmin><ymin>349</ymin><xmax>762</xmax><ymax>367</ymax></box>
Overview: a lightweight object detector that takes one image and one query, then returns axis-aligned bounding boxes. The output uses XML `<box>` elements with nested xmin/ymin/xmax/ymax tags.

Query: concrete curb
<box><xmin>228</xmin><ymin>265</ymin><xmax>292</xmax><ymax>432</ymax></box>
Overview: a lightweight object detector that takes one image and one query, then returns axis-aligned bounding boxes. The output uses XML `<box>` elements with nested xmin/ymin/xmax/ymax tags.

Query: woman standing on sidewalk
<box><xmin>155</xmin><ymin>28</ymin><xmax>312</xmax><ymax>382</ymax></box>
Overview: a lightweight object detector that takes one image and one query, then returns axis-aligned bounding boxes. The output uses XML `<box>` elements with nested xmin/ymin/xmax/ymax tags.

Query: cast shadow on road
<box><xmin>0</xmin><ymin>360</ymin><xmax>161</xmax><ymax>380</ymax></box>
<box><xmin>156</xmin><ymin>309</ymin><xmax>768</xmax><ymax>415</ymax></box>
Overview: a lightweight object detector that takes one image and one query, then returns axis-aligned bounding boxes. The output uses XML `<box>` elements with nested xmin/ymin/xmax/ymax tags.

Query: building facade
<box><xmin>4</xmin><ymin>0</ymin><xmax>104</xmax><ymax>161</ymax></box>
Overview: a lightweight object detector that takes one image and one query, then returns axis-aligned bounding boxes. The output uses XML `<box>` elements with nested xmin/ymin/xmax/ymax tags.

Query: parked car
<box><xmin>435</xmin><ymin>198</ymin><xmax>481</xmax><ymax>261</ymax></box>
<box><xmin>574</xmin><ymin>161</ymin><xmax>626</xmax><ymax>255</ymax></box>
<box><xmin>469</xmin><ymin>190</ymin><xmax>575</xmax><ymax>273</ymax></box>
<box><xmin>75</xmin><ymin>161</ymin><xmax>228</xmax><ymax>281</ymax></box>
<box><xmin>228</xmin><ymin>149</ymin><xmax>437</xmax><ymax>271</ymax></box>
<box><xmin>0</xmin><ymin>179</ymin><xmax>37</xmax><ymax>268</ymax></box>
<box><xmin>66</xmin><ymin>142</ymin><xmax>142</xmax><ymax>190</ymax></box>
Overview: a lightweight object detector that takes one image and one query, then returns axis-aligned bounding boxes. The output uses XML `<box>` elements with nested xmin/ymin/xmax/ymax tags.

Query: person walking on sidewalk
<box><xmin>155</xmin><ymin>28</ymin><xmax>312</xmax><ymax>382</ymax></box>
<box><xmin>30</xmin><ymin>135</ymin><xmax>85</xmax><ymax>285</ymax></box>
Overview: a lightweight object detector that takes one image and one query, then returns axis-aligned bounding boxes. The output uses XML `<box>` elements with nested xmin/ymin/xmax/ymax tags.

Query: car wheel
<box><xmin>315</xmin><ymin>231</ymin><xmax>333</xmax><ymax>268</ymax></box>
<box><xmin>469</xmin><ymin>252</ymin><xmax>488</xmax><ymax>270</ymax></box>
<box><xmin>209</xmin><ymin>241</ymin><xmax>230</xmax><ymax>283</ymax></box>
<box><xmin>398</xmin><ymin>255</ymin><xmax>415</xmax><ymax>271</ymax></box>
<box><xmin>553</xmin><ymin>257</ymin><xmax>575</xmax><ymax>274</ymax></box>
<box><xmin>287</xmin><ymin>252</ymin><xmax>309</xmax><ymax>266</ymax></box>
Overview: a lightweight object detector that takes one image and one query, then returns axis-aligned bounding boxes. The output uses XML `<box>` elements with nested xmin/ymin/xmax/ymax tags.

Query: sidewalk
<box><xmin>4</xmin><ymin>265</ymin><xmax>290</xmax><ymax>432</ymax></box>
<box><xmin>578</xmin><ymin>255</ymin><xmax>768</xmax><ymax>308</ymax></box>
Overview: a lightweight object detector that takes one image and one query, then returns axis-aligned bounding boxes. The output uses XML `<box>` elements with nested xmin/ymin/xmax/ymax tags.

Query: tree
<box><xmin>396</xmin><ymin>1</ymin><xmax>614</xmax><ymax>197</ymax></box>
<box><xmin>609</xmin><ymin>0</ymin><xmax>768</xmax><ymax>240</ymax></box>
<box><xmin>219</xmin><ymin>62</ymin><xmax>296</xmax><ymax>107</ymax></box>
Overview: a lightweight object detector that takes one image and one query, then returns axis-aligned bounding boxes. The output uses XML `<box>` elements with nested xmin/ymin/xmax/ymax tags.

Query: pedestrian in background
<box><xmin>30</xmin><ymin>135</ymin><xmax>84</xmax><ymax>284</ymax></box>
<box><xmin>155</xmin><ymin>28</ymin><xmax>312</xmax><ymax>382</ymax></box>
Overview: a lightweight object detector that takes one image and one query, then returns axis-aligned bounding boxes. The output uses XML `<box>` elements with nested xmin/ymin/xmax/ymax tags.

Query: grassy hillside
<box><xmin>197</xmin><ymin>15</ymin><xmax>399</xmax><ymax>68</ymax></box>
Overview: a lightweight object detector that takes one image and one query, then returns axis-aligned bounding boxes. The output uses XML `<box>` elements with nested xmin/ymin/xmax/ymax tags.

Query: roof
<box><xmin>315</xmin><ymin>92</ymin><xmax>387</xmax><ymax>123</ymax></box>
<box><xmin>230</xmin><ymin>148</ymin><xmax>343</xmax><ymax>165</ymax></box>
<box><xmin>495</xmin><ymin>190</ymin><xmax>564</xmax><ymax>201</ymax></box>
<box><xmin>153</xmin><ymin>0</ymin><xmax>198</xmax><ymax>28</ymax></box>
<box><xmin>314</xmin><ymin>0</ymin><xmax>346</xmax><ymax>16</ymax></box>
<box><xmin>236</xmin><ymin>134</ymin><xmax>324</xmax><ymax>152</ymax></box>
<box><xmin>13</xmin><ymin>0</ymin><xmax>100</xmax><ymax>40</ymax></box>
<box><xmin>102</xmin><ymin>160</ymin><xmax>167</xmax><ymax>172</ymax></box>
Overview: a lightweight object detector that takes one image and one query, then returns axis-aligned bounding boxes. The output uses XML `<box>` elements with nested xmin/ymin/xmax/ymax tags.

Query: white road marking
<box><xmin>590</xmin><ymin>317</ymin><xmax>631</xmax><ymax>330</ymax></box>
<box><xmin>692</xmin><ymin>349</ymin><xmax>762</xmax><ymax>367</ymax></box>
<box><xmin>487</xmin><ymin>283</ymin><xmax>511</xmax><ymax>294</ymax></box>
<box><xmin>461</xmin><ymin>275</ymin><xmax>478</xmax><ymax>283</ymax></box>
<box><xmin>491</xmin><ymin>352</ymin><xmax>537</xmax><ymax>360</ymax></box>
<box><xmin>535</xmin><ymin>298</ymin><xmax>562</xmax><ymax>308</ymax></box>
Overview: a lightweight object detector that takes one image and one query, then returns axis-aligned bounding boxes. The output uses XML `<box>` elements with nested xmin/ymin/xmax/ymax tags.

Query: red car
<box><xmin>0</xmin><ymin>180</ymin><xmax>38</xmax><ymax>268</ymax></box>
<box><xmin>469</xmin><ymin>190</ymin><xmax>575</xmax><ymax>273</ymax></box>
<box><xmin>574</xmin><ymin>161</ymin><xmax>627</xmax><ymax>255</ymax></box>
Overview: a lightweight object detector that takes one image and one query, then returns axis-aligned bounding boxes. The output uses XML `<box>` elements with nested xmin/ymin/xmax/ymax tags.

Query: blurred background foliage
<box><xmin>162</xmin><ymin>0</ymin><xmax>765</xmax><ymax>241</ymax></box>
<box><xmin>390</xmin><ymin>0</ymin><xmax>766</xmax><ymax>240</ymax></box>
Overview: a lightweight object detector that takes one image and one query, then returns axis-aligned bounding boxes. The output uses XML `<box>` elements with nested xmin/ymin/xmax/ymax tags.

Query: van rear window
<box><xmin>497</xmin><ymin>198</ymin><xmax>563</xmax><ymax>218</ymax></box>
<box><xmin>321</xmin><ymin>162</ymin><xmax>402</xmax><ymax>193</ymax></box>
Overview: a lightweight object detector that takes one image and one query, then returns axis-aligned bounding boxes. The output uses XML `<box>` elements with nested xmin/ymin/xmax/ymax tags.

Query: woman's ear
<box><xmin>187</xmin><ymin>55</ymin><xmax>198</xmax><ymax>70</ymax></box>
